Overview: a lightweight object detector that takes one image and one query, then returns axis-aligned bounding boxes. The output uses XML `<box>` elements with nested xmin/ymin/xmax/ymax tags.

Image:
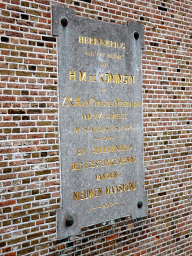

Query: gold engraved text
<box><xmin>68</xmin><ymin>70</ymin><xmax>134</xmax><ymax>85</ymax></box>
<box><xmin>83</xmin><ymin>127</ymin><xmax>88</xmax><ymax>133</ymax></box>
<box><xmin>122</xmin><ymin>125</ymin><xmax>133</xmax><ymax>131</ymax></box>
<box><xmin>119</xmin><ymin>156</ymin><xmax>136</xmax><ymax>164</ymax></box>
<box><xmin>91</xmin><ymin>144</ymin><xmax>132</xmax><ymax>154</ymax></box>
<box><xmin>106</xmin><ymin>113</ymin><xmax>128</xmax><ymax>119</ymax></box>
<box><xmin>93</xmin><ymin>113</ymin><xmax>104</xmax><ymax>120</ymax></box>
<box><xmin>90</xmin><ymin>201</ymin><xmax>124</xmax><ymax>210</ymax></box>
<box><xmin>91</xmin><ymin>126</ymin><xmax>119</xmax><ymax>133</ymax></box>
<box><xmin>74</xmin><ymin>127</ymin><xmax>80</xmax><ymax>133</ymax></box>
<box><xmin>85</xmin><ymin>158</ymin><xmax>117</xmax><ymax>169</ymax></box>
<box><xmin>115</xmin><ymin>99</ymin><xmax>142</xmax><ymax>108</ymax></box>
<box><xmin>73</xmin><ymin>187</ymin><xmax>102</xmax><ymax>201</ymax></box>
<box><xmin>69</xmin><ymin>70</ymin><xmax>96</xmax><ymax>82</ymax></box>
<box><xmin>84</xmin><ymin>157</ymin><xmax>136</xmax><ymax>169</ymax></box>
<box><xmin>97</xmin><ymin>52</ymin><xmax>105</xmax><ymax>57</ymax></box>
<box><xmin>98</xmin><ymin>72</ymin><xmax>134</xmax><ymax>84</ymax></box>
<box><xmin>100</xmin><ymin>63</ymin><xmax>108</xmax><ymax>67</ymax></box>
<box><xmin>62</xmin><ymin>97</ymin><xmax>141</xmax><ymax>108</ymax></box>
<box><xmin>79</xmin><ymin>36</ymin><xmax>125</xmax><ymax>50</ymax></box>
<box><xmin>106</xmin><ymin>101</ymin><xmax>114</xmax><ymax>107</ymax></box>
<box><xmin>106</xmin><ymin>181</ymin><xmax>137</xmax><ymax>195</ymax></box>
<box><xmin>108</xmin><ymin>171</ymin><xmax>117</xmax><ymax>179</ymax></box>
<box><xmin>77</xmin><ymin>148</ymin><xmax>86</xmax><ymax>156</ymax></box>
<box><xmin>81</xmin><ymin>114</ymin><xmax>91</xmax><ymax>120</ymax></box>
<box><xmin>95</xmin><ymin>173</ymin><xmax>105</xmax><ymax>181</ymax></box>
<box><xmin>85</xmin><ymin>51</ymin><xmax>94</xmax><ymax>56</ymax></box>
<box><xmin>89</xmin><ymin>136</ymin><xmax>122</xmax><ymax>141</ymax></box>
<box><xmin>108</xmin><ymin>54</ymin><xmax>122</xmax><ymax>60</ymax></box>
<box><xmin>72</xmin><ymin>162</ymin><xmax>83</xmax><ymax>171</ymax></box>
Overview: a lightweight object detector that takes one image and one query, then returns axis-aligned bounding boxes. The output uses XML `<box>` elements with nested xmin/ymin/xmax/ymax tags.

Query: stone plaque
<box><xmin>52</xmin><ymin>5</ymin><xmax>147</xmax><ymax>238</ymax></box>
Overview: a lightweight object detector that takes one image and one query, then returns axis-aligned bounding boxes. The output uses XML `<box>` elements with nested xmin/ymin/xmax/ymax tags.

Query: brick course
<box><xmin>0</xmin><ymin>0</ymin><xmax>192</xmax><ymax>255</ymax></box>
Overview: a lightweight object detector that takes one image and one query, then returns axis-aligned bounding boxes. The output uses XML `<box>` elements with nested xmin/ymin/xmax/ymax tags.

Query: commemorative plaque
<box><xmin>52</xmin><ymin>5</ymin><xmax>147</xmax><ymax>238</ymax></box>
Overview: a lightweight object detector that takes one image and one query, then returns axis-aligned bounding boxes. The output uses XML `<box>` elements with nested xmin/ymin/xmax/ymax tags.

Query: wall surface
<box><xmin>0</xmin><ymin>0</ymin><xmax>192</xmax><ymax>256</ymax></box>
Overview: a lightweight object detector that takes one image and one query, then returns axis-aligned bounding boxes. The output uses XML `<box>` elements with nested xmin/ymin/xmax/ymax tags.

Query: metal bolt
<box><xmin>134</xmin><ymin>32</ymin><xmax>139</xmax><ymax>40</ymax></box>
<box><xmin>137</xmin><ymin>201</ymin><xmax>143</xmax><ymax>209</ymax></box>
<box><xmin>66</xmin><ymin>216</ymin><xmax>73</xmax><ymax>227</ymax></box>
<box><xmin>61</xmin><ymin>18</ymin><xmax>68</xmax><ymax>27</ymax></box>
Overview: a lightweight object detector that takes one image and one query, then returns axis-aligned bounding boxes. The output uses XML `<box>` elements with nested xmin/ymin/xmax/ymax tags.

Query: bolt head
<box><xmin>134</xmin><ymin>32</ymin><xmax>139</xmax><ymax>40</ymax></box>
<box><xmin>66</xmin><ymin>216</ymin><xmax>73</xmax><ymax>227</ymax></box>
<box><xmin>137</xmin><ymin>201</ymin><xmax>143</xmax><ymax>209</ymax></box>
<box><xmin>61</xmin><ymin>18</ymin><xmax>68</xmax><ymax>27</ymax></box>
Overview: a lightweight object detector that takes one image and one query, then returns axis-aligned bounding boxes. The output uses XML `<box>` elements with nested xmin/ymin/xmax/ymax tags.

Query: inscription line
<box><xmin>90</xmin><ymin>201</ymin><xmax>124</xmax><ymax>210</ymax></box>
<box><xmin>89</xmin><ymin>136</ymin><xmax>122</xmax><ymax>141</ymax></box>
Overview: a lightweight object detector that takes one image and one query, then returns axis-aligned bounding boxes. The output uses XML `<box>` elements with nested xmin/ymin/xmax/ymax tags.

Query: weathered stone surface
<box><xmin>52</xmin><ymin>5</ymin><xmax>147</xmax><ymax>238</ymax></box>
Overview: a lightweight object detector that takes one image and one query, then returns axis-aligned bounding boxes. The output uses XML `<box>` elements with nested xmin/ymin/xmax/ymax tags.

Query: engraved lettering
<box><xmin>79</xmin><ymin>36</ymin><xmax>84</xmax><ymax>43</ymax></box>
<box><xmin>122</xmin><ymin>125</ymin><xmax>133</xmax><ymax>131</ymax></box>
<box><xmin>95</xmin><ymin>173</ymin><xmax>105</xmax><ymax>181</ymax></box>
<box><xmin>91</xmin><ymin>144</ymin><xmax>132</xmax><ymax>154</ymax></box>
<box><xmin>89</xmin><ymin>75</ymin><xmax>96</xmax><ymax>82</ymax></box>
<box><xmin>119</xmin><ymin>156</ymin><xmax>136</xmax><ymax>164</ymax></box>
<box><xmin>79</xmin><ymin>36</ymin><xmax>125</xmax><ymax>50</ymax></box>
<box><xmin>110</xmin><ymin>74</ymin><xmax>117</xmax><ymax>83</ymax></box>
<box><xmin>105</xmin><ymin>73</ymin><xmax>109</xmax><ymax>83</ymax></box>
<box><xmin>77</xmin><ymin>148</ymin><xmax>86</xmax><ymax>156</ymax></box>
<box><xmin>74</xmin><ymin>127</ymin><xmax>80</xmax><ymax>133</ymax></box>
<box><xmin>123</xmin><ymin>75</ymin><xmax>127</xmax><ymax>84</ymax></box>
<box><xmin>93</xmin><ymin>113</ymin><xmax>104</xmax><ymax>120</ymax></box>
<box><xmin>99</xmin><ymin>73</ymin><xmax>104</xmax><ymax>82</ymax></box>
<box><xmin>97</xmin><ymin>52</ymin><xmax>105</xmax><ymax>57</ymax></box>
<box><xmin>108</xmin><ymin>54</ymin><xmax>122</xmax><ymax>60</ymax></box>
<box><xmin>62</xmin><ymin>97</ymin><xmax>67</xmax><ymax>106</ymax></box>
<box><xmin>81</xmin><ymin>114</ymin><xmax>91</xmax><ymax>120</ymax></box>
<box><xmin>106</xmin><ymin>113</ymin><xmax>128</xmax><ymax>119</ymax></box>
<box><xmin>73</xmin><ymin>187</ymin><xmax>103</xmax><ymax>201</ymax></box>
<box><xmin>106</xmin><ymin>101</ymin><xmax>114</xmax><ymax>107</ymax></box>
<box><xmin>72</xmin><ymin>162</ymin><xmax>83</xmax><ymax>171</ymax></box>
<box><xmin>66</xmin><ymin>97</ymin><xmax>73</xmax><ymax>106</ymax></box>
<box><xmin>115</xmin><ymin>99</ymin><xmax>142</xmax><ymax>108</ymax></box>
<box><xmin>68</xmin><ymin>71</ymin><xmax>135</xmax><ymax>85</ymax></box>
<box><xmin>85</xmin><ymin>158</ymin><xmax>117</xmax><ymax>169</ymax></box>
<box><xmin>100</xmin><ymin>63</ymin><xmax>108</xmax><ymax>67</ymax></box>
<box><xmin>69</xmin><ymin>70</ymin><xmax>76</xmax><ymax>81</ymax></box>
<box><xmin>83</xmin><ymin>127</ymin><xmax>88</xmax><ymax>133</ymax></box>
<box><xmin>85</xmin><ymin>51</ymin><xmax>94</xmax><ymax>56</ymax></box>
<box><xmin>79</xmin><ymin>71</ymin><xmax>87</xmax><ymax>81</ymax></box>
<box><xmin>108</xmin><ymin>171</ymin><xmax>117</xmax><ymax>179</ymax></box>
<box><xmin>118</xmin><ymin>74</ymin><xmax>122</xmax><ymax>83</ymax></box>
<box><xmin>90</xmin><ymin>126</ymin><xmax>119</xmax><ymax>133</ymax></box>
<box><xmin>106</xmin><ymin>181</ymin><xmax>137</xmax><ymax>195</ymax></box>
<box><xmin>61</xmin><ymin>97</ymin><xmax>141</xmax><ymax>108</ymax></box>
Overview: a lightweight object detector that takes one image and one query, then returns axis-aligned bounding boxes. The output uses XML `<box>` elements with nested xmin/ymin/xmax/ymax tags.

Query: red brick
<box><xmin>0</xmin><ymin>1</ymin><xmax>192</xmax><ymax>256</ymax></box>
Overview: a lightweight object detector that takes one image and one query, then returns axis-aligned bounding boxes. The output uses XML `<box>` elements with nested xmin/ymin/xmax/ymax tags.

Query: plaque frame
<box><xmin>52</xmin><ymin>5</ymin><xmax>147</xmax><ymax>238</ymax></box>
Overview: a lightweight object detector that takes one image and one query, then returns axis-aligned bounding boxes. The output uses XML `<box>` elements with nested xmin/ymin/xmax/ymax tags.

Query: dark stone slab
<box><xmin>52</xmin><ymin>5</ymin><xmax>147</xmax><ymax>238</ymax></box>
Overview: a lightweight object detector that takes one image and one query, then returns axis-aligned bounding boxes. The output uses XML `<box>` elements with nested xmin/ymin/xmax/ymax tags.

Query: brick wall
<box><xmin>0</xmin><ymin>0</ymin><xmax>192</xmax><ymax>255</ymax></box>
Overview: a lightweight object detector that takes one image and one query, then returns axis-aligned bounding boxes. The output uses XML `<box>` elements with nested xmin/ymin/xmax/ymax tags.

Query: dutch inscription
<box><xmin>53</xmin><ymin>5</ymin><xmax>147</xmax><ymax>238</ymax></box>
<box><xmin>69</xmin><ymin>70</ymin><xmax>135</xmax><ymax>84</ymax></box>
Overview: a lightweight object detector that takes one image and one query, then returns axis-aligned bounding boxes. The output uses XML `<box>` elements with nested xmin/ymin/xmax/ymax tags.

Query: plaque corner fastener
<box><xmin>134</xmin><ymin>32</ymin><xmax>139</xmax><ymax>40</ymax></box>
<box><xmin>66</xmin><ymin>216</ymin><xmax>73</xmax><ymax>227</ymax></box>
<box><xmin>61</xmin><ymin>18</ymin><xmax>68</xmax><ymax>27</ymax></box>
